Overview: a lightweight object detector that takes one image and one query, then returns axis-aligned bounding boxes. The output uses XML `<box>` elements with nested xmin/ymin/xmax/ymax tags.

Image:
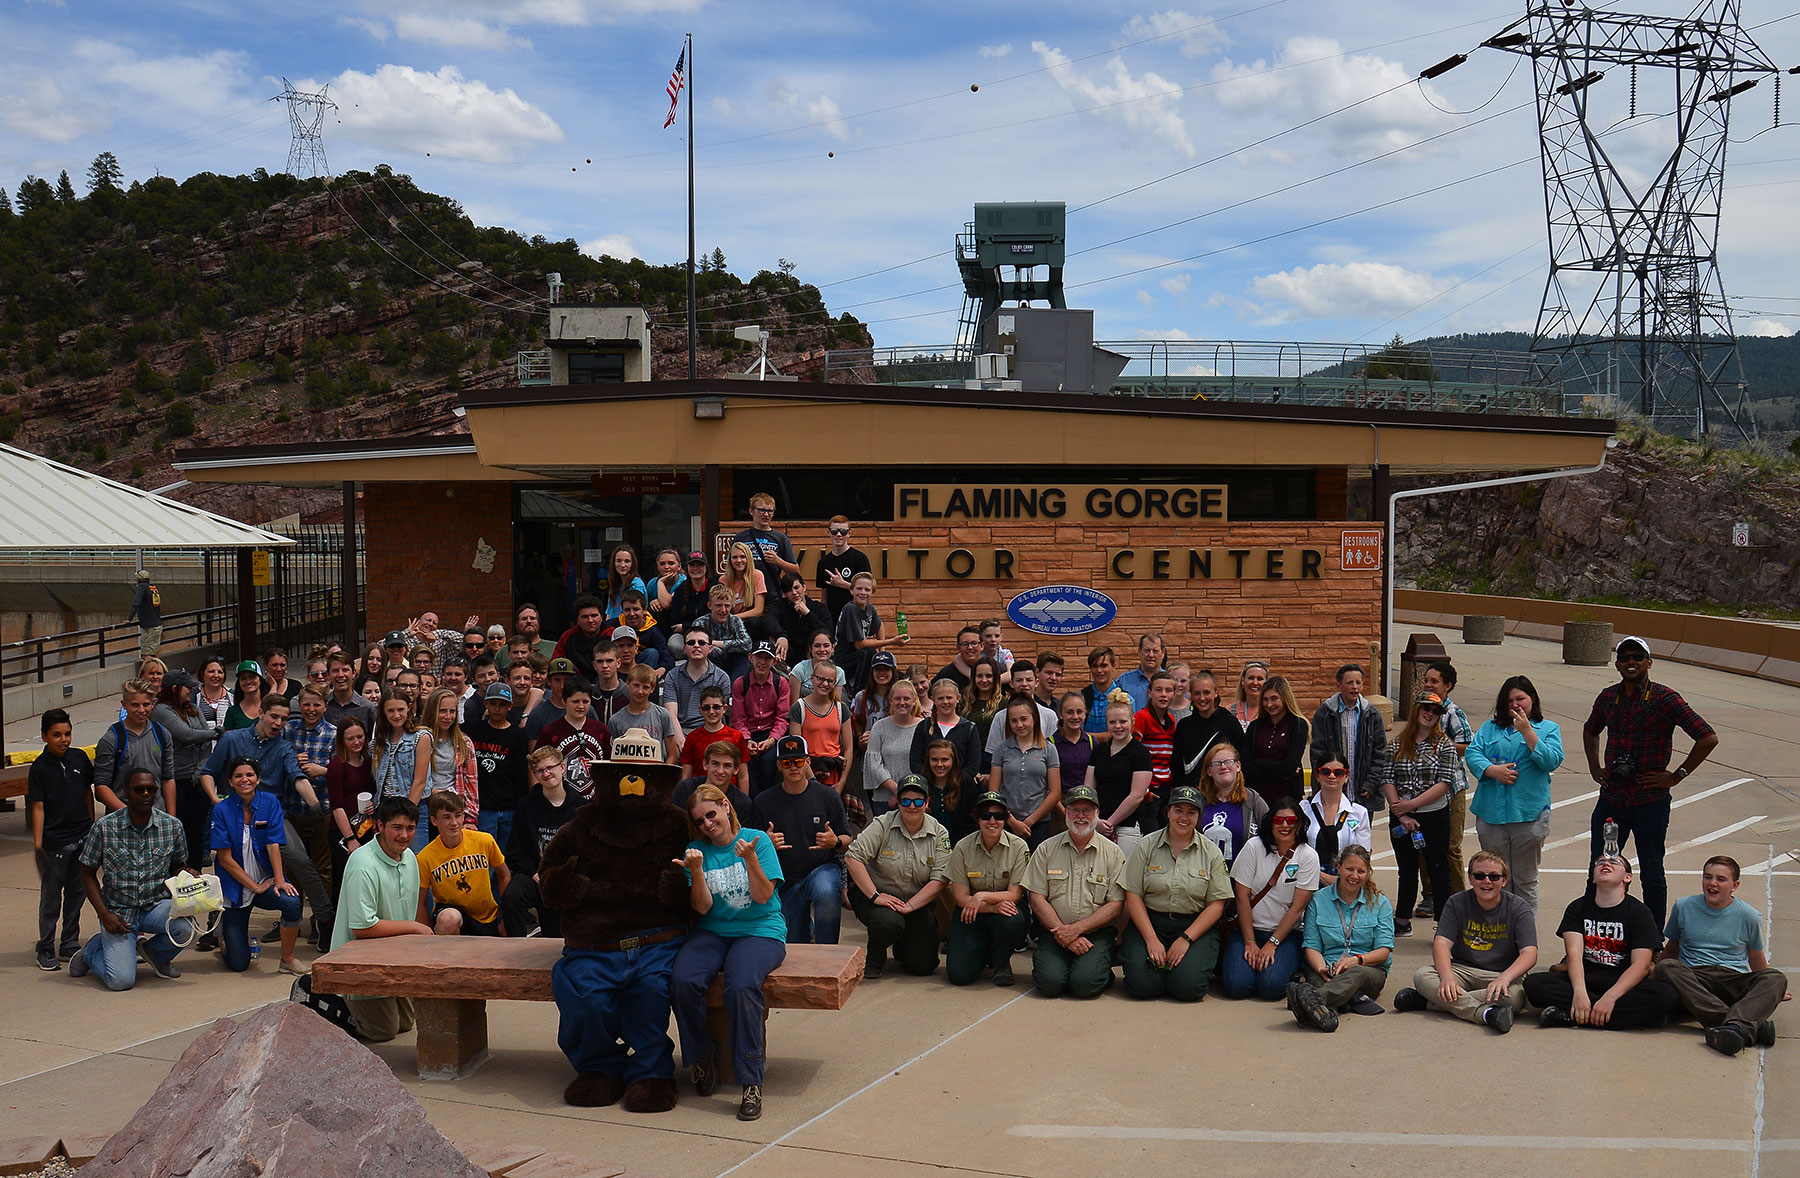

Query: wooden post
<box><xmin>341</xmin><ymin>481</ymin><xmax>360</xmax><ymax>653</ymax></box>
<box><xmin>236</xmin><ymin>547</ymin><xmax>256</xmax><ymax>662</ymax></box>
<box><xmin>1372</xmin><ymin>463</ymin><xmax>1392</xmax><ymax>697</ymax></box>
<box><xmin>702</xmin><ymin>464</ymin><xmax>721</xmax><ymax>553</ymax></box>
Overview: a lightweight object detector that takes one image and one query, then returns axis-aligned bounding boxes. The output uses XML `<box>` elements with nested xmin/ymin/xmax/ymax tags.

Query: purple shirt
<box><xmin>1053</xmin><ymin>731</ymin><xmax>1094</xmax><ymax>794</ymax></box>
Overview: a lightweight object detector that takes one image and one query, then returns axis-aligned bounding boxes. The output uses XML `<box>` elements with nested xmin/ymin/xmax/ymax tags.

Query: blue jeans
<box><xmin>553</xmin><ymin>937</ymin><xmax>684</xmax><ymax>1083</ymax></box>
<box><xmin>219</xmin><ymin>889</ymin><xmax>305</xmax><ymax>971</ymax></box>
<box><xmin>1592</xmin><ymin>793</ymin><xmax>1672</xmax><ymax>929</ymax></box>
<box><xmin>411</xmin><ymin>800</ymin><xmax>433</xmax><ymax>853</ymax></box>
<box><xmin>672</xmin><ymin>929</ymin><xmax>787</xmax><ymax>1086</ymax></box>
<box><xmin>1219</xmin><ymin>928</ymin><xmax>1302</xmax><ymax>1001</ymax></box>
<box><xmin>780</xmin><ymin>861</ymin><xmax>843</xmax><ymax>945</ymax></box>
<box><xmin>78</xmin><ymin>898</ymin><xmax>195</xmax><ymax>991</ymax></box>
<box><xmin>747</xmin><ymin>746</ymin><xmax>779</xmax><ymax>797</ymax></box>
<box><xmin>476</xmin><ymin>808</ymin><xmax>513</xmax><ymax>853</ymax></box>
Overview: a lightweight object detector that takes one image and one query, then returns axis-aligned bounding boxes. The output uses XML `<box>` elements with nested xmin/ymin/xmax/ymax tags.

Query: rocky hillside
<box><xmin>0</xmin><ymin>163</ymin><xmax>871</xmax><ymax>519</ymax></box>
<box><xmin>1397</xmin><ymin>424</ymin><xmax>1800</xmax><ymax>615</ymax></box>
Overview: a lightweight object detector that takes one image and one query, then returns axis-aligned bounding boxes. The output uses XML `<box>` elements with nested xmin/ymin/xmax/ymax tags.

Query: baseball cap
<box><xmin>1614</xmin><ymin>636</ymin><xmax>1651</xmax><ymax>658</ymax></box>
<box><xmin>972</xmin><ymin>791</ymin><xmax>1007</xmax><ymax>811</ymax></box>
<box><xmin>751</xmin><ymin>637</ymin><xmax>777</xmax><ymax>658</ymax></box>
<box><xmin>547</xmin><ymin>657</ymin><xmax>577</xmax><ymax>676</ymax></box>
<box><xmin>895</xmin><ymin>773</ymin><xmax>929</xmax><ymax>798</ymax></box>
<box><xmin>612</xmin><ymin>625</ymin><xmax>639</xmax><ymax>643</ymax></box>
<box><xmin>164</xmin><ymin>668</ymin><xmax>199</xmax><ymax>694</ymax></box>
<box><xmin>870</xmin><ymin>650</ymin><xmax>898</xmax><ymax>670</ymax></box>
<box><xmin>235</xmin><ymin>660</ymin><xmax>262</xmax><ymax>677</ymax></box>
<box><xmin>136</xmin><ymin>570</ymin><xmax>149</xmax><ymax>581</ymax></box>
<box><xmin>1417</xmin><ymin>691</ymin><xmax>1447</xmax><ymax>712</ymax></box>
<box><xmin>443</xmin><ymin>654</ymin><xmax>468</xmax><ymax>669</ymax></box>
<box><xmin>484</xmin><ymin>682</ymin><xmax>514</xmax><ymax>702</ymax></box>
<box><xmin>1063</xmin><ymin>784</ymin><xmax>1100</xmax><ymax>806</ymax></box>
<box><xmin>383</xmin><ymin>630</ymin><xmax>408</xmax><ymax>647</ymax></box>
<box><xmin>775</xmin><ymin>734</ymin><xmax>809</xmax><ymax>761</ymax></box>
<box><xmin>687</xmin><ymin>551</ymin><xmax>707</xmax><ymax>565</ymax></box>
<box><xmin>1165</xmin><ymin>785</ymin><xmax>1204</xmax><ymax>810</ymax></box>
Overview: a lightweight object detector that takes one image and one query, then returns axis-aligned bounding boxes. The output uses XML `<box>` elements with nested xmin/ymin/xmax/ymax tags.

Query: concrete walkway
<box><xmin>1</xmin><ymin>631</ymin><xmax>1795</xmax><ymax>1178</ymax></box>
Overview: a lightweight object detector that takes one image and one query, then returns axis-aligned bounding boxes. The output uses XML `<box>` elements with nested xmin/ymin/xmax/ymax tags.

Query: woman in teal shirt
<box><xmin>1464</xmin><ymin>674</ymin><xmax>1565</xmax><ymax>914</ymax></box>
<box><xmin>1291</xmin><ymin>846</ymin><xmax>1395</xmax><ymax>1031</ymax></box>
<box><xmin>671</xmin><ymin>784</ymin><xmax>786</xmax><ymax>1123</ymax></box>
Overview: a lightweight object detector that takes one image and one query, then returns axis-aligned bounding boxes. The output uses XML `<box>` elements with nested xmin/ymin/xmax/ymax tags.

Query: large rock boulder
<box><xmin>81</xmin><ymin>1002</ymin><xmax>486</xmax><ymax>1178</ymax></box>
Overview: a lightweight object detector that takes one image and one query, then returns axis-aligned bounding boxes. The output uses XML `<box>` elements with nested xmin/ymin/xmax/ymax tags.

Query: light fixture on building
<box><xmin>694</xmin><ymin>396</ymin><xmax>726</xmax><ymax>420</ymax></box>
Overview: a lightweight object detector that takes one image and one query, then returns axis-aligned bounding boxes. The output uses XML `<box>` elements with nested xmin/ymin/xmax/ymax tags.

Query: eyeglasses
<box><xmin>1270</xmin><ymin>816</ymin><xmax>1301</xmax><ymax>827</ymax></box>
<box><xmin>1315</xmin><ymin>768</ymin><xmax>1348</xmax><ymax>779</ymax></box>
<box><xmin>1211</xmin><ymin>757</ymin><xmax>1240</xmax><ymax>767</ymax></box>
<box><xmin>1469</xmin><ymin>871</ymin><xmax>1506</xmax><ymax>882</ymax></box>
<box><xmin>977</xmin><ymin>811</ymin><xmax>1008</xmax><ymax>822</ymax></box>
<box><xmin>828</xmin><ymin>528</ymin><xmax>850</xmax><ymax>536</ymax></box>
<box><xmin>700</xmin><ymin>703</ymin><xmax>725</xmax><ymax>711</ymax></box>
<box><xmin>897</xmin><ymin>797</ymin><xmax>928</xmax><ymax>808</ymax></box>
<box><xmin>777</xmin><ymin>758</ymin><xmax>807</xmax><ymax>768</ymax></box>
<box><xmin>308</xmin><ymin>669</ymin><xmax>329</xmax><ymax>679</ymax></box>
<box><xmin>753</xmin><ymin>507</ymin><xmax>774</xmax><ymax>514</ymax></box>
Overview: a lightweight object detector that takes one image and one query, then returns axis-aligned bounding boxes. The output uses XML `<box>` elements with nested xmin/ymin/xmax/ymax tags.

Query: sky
<box><xmin>3</xmin><ymin>0</ymin><xmax>1798</xmax><ymax>355</ymax></box>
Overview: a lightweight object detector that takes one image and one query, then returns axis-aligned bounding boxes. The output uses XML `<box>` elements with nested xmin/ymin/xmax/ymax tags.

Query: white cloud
<box><xmin>339</xmin><ymin>15</ymin><xmax>389</xmax><ymax>39</ymax></box>
<box><xmin>367</xmin><ymin>0</ymin><xmax>705</xmax><ymax>29</ymax></box>
<box><xmin>393</xmin><ymin>14</ymin><xmax>531</xmax><ymax>50</ymax></box>
<box><xmin>1031</xmin><ymin>40</ymin><xmax>1192</xmax><ymax>159</ymax></box>
<box><xmin>72</xmin><ymin>39</ymin><xmax>251</xmax><ymax>117</ymax></box>
<box><xmin>1209</xmin><ymin>36</ymin><xmax>1450</xmax><ymax>157</ymax></box>
<box><xmin>1742</xmin><ymin>318</ymin><xmax>1792</xmax><ymax>338</ymax></box>
<box><xmin>1136</xmin><ymin>289</ymin><xmax>1155</xmax><ymax>306</ymax></box>
<box><xmin>979</xmin><ymin>43</ymin><xmax>1012</xmax><ymax>59</ymax></box>
<box><xmin>311</xmin><ymin>65</ymin><xmax>564</xmax><ymax>163</ymax></box>
<box><xmin>1121</xmin><ymin>10</ymin><xmax>1228</xmax><ymax>57</ymax></box>
<box><xmin>582</xmin><ymin>233</ymin><xmax>639</xmax><ymax>260</ymax></box>
<box><xmin>1250</xmin><ymin>261</ymin><xmax>1452</xmax><ymax>324</ymax></box>
<box><xmin>1161</xmin><ymin>272</ymin><xmax>1191</xmax><ymax>295</ymax></box>
<box><xmin>765</xmin><ymin>83</ymin><xmax>850</xmax><ymax>141</ymax></box>
<box><xmin>0</xmin><ymin>76</ymin><xmax>106</xmax><ymax>143</ymax></box>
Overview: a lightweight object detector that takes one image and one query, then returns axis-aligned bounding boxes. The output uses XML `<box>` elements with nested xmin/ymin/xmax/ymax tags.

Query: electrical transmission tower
<box><xmin>1487</xmin><ymin>1</ymin><xmax>1786</xmax><ymax>440</ymax></box>
<box><xmin>274</xmin><ymin>78</ymin><xmax>336</xmax><ymax>179</ymax></box>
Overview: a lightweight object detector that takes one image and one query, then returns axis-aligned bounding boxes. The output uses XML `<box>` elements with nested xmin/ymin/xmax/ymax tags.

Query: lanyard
<box><xmin>1337</xmin><ymin>894</ymin><xmax>1361</xmax><ymax>948</ymax></box>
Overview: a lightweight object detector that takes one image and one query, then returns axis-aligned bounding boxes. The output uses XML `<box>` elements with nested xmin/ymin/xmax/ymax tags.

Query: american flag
<box><xmin>663</xmin><ymin>46</ymin><xmax>686</xmax><ymax>129</ymax></box>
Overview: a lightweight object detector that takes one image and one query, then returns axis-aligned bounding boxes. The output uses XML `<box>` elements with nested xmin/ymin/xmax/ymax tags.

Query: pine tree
<box><xmin>708</xmin><ymin>246</ymin><xmax>726</xmax><ymax>273</ymax></box>
<box><xmin>55</xmin><ymin>170</ymin><xmax>77</xmax><ymax>203</ymax></box>
<box><xmin>0</xmin><ymin>186</ymin><xmax>12</xmax><ymax>218</ymax></box>
<box><xmin>16</xmin><ymin>176</ymin><xmax>55</xmax><ymax>213</ymax></box>
<box><xmin>87</xmin><ymin>152</ymin><xmax>123</xmax><ymax>195</ymax></box>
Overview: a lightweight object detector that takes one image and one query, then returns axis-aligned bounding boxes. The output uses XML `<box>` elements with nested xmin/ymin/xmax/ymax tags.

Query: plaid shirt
<box><xmin>1440</xmin><ymin>700</ymin><xmax>1474</xmax><ymax>790</ymax></box>
<box><xmin>283</xmin><ymin>716</ymin><xmax>338</xmax><ymax>777</ymax></box>
<box><xmin>1585</xmin><ymin>679</ymin><xmax>1716</xmax><ymax>807</ymax></box>
<box><xmin>80</xmin><ymin>808</ymin><xmax>188</xmax><ymax>919</ymax></box>
<box><xmin>1386</xmin><ymin>735</ymin><xmax>1461</xmax><ymax>811</ymax></box>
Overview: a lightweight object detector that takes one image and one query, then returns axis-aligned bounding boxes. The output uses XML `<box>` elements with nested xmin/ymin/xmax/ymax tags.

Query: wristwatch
<box><xmin>1673</xmin><ymin>767</ymin><xmax>1689</xmax><ymax>782</ymax></box>
<box><xmin>1268</xmin><ymin>936</ymin><xmax>1281</xmax><ymax>948</ymax></box>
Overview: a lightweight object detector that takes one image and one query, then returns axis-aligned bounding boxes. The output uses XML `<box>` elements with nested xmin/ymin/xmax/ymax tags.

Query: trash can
<box><xmin>1399</xmin><ymin>633</ymin><xmax>1450</xmax><ymax>711</ymax></box>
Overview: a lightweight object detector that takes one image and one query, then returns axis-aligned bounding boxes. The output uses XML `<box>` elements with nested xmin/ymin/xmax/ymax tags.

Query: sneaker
<box><xmin>148</xmin><ymin>957</ymin><xmax>182</xmax><ymax>981</ymax></box>
<box><xmin>1705</xmin><ymin>1024</ymin><xmax>1746</xmax><ymax>1056</ymax></box>
<box><xmin>1286</xmin><ymin>981</ymin><xmax>1339</xmax><ymax>1032</ymax></box>
<box><xmin>992</xmin><ymin>964</ymin><xmax>1015</xmax><ymax>987</ymax></box>
<box><xmin>1347</xmin><ymin>994</ymin><xmax>1385</xmax><ymax>1016</ymax></box>
<box><xmin>1757</xmin><ymin>1020</ymin><xmax>1778</xmax><ymax>1048</ymax></box>
<box><xmin>1483</xmin><ymin>1004</ymin><xmax>1515</xmax><ymax>1034</ymax></box>
<box><xmin>1393</xmin><ymin>987</ymin><xmax>1428</xmax><ymax>1013</ymax></box>
<box><xmin>277</xmin><ymin>958</ymin><xmax>309</xmax><ymax>977</ymax></box>
<box><xmin>261</xmin><ymin>924</ymin><xmax>282</xmax><ymax>944</ymax></box>
<box><xmin>37</xmin><ymin>951</ymin><xmax>60</xmax><ymax>972</ymax></box>
<box><xmin>737</xmin><ymin>1084</ymin><xmax>763</xmax><ymax>1122</ymax></box>
<box><xmin>1394</xmin><ymin>919</ymin><xmax>1414</xmax><ymax>938</ymax></box>
<box><xmin>68</xmin><ymin>951</ymin><xmax>89</xmax><ymax>979</ymax></box>
<box><xmin>195</xmin><ymin>933</ymin><xmax>220</xmax><ymax>953</ymax></box>
<box><xmin>864</xmin><ymin>956</ymin><xmax>884</xmax><ymax>981</ymax></box>
<box><xmin>58</xmin><ymin>947</ymin><xmax>78</xmax><ymax>963</ymax></box>
<box><xmin>1538</xmin><ymin>1006</ymin><xmax>1573</xmax><ymax>1029</ymax></box>
<box><xmin>692</xmin><ymin>1050</ymin><xmax>718</xmax><ymax>1097</ymax></box>
<box><xmin>1414</xmin><ymin>901</ymin><xmax>1434</xmax><ymax>919</ymax></box>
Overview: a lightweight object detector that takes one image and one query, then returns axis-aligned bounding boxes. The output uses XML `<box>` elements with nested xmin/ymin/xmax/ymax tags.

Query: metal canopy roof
<box><xmin>0</xmin><ymin>443</ymin><xmax>295</xmax><ymax>550</ymax></box>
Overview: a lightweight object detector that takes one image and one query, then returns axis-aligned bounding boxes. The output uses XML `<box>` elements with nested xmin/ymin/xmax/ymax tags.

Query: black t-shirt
<box><xmin>733</xmin><ymin>526</ymin><xmax>796</xmax><ymax>584</ymax></box>
<box><xmin>507</xmin><ymin>787</ymin><xmax>582</xmax><ymax>877</ymax></box>
<box><xmin>1171</xmin><ymin>708</ymin><xmax>1246</xmax><ymax>790</ymax></box>
<box><xmin>1556</xmin><ymin>891</ymin><xmax>1662</xmax><ymax>991</ymax></box>
<box><xmin>462</xmin><ymin>717</ymin><xmax>531</xmax><ymax>814</ymax></box>
<box><xmin>834</xmin><ymin>602</ymin><xmax>881</xmax><ymax>691</ymax></box>
<box><xmin>1089</xmin><ymin>738</ymin><xmax>1154</xmax><ymax>830</ymax></box>
<box><xmin>747</xmin><ymin>781</ymin><xmax>850</xmax><ymax>884</ymax></box>
<box><xmin>814</xmin><ymin>547</ymin><xmax>872</xmax><ymax>621</ymax></box>
<box><xmin>934</xmin><ymin>662</ymin><xmax>972</xmax><ymax>692</ymax></box>
<box><xmin>26</xmin><ymin>749</ymin><xmax>96</xmax><ymax>849</ymax></box>
<box><xmin>674</xmin><ymin>775</ymin><xmax>753</xmax><ymax>825</ymax></box>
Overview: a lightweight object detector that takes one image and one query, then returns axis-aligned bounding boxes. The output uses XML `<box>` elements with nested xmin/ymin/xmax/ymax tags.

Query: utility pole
<box><xmin>274</xmin><ymin>78</ymin><xmax>336</xmax><ymax>179</ymax></box>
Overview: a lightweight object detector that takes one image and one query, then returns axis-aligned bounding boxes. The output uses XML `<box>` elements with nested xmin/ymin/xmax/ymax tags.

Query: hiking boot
<box><xmin>992</xmin><ymin>963</ymin><xmax>1015</xmax><ymax>987</ymax></box>
<box><xmin>737</xmin><ymin>1085</ymin><xmax>763</xmax><ymax>1122</ymax></box>
<box><xmin>692</xmin><ymin>1049</ymin><xmax>718</xmax><ymax>1097</ymax></box>
<box><xmin>1483</xmin><ymin>1004</ymin><xmax>1515</xmax><ymax>1034</ymax></box>
<box><xmin>1393</xmin><ymin>987</ymin><xmax>1428</xmax><ymax>1012</ymax></box>
<box><xmin>1757</xmin><ymin>1020</ymin><xmax>1778</xmax><ymax>1048</ymax></box>
<box><xmin>1705</xmin><ymin>1024</ymin><xmax>1746</xmax><ymax>1056</ymax></box>
<box><xmin>1286</xmin><ymin>981</ymin><xmax>1338</xmax><ymax>1032</ymax></box>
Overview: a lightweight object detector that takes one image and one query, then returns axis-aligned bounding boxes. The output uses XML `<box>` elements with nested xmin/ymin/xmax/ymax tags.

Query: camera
<box><xmin>1607</xmin><ymin>754</ymin><xmax>1636</xmax><ymax>789</ymax></box>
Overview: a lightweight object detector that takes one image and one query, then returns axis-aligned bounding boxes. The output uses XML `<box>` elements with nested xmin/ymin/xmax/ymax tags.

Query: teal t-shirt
<box><xmin>1667</xmin><ymin>894</ymin><xmax>1764</xmax><ymax>971</ymax></box>
<box><xmin>685</xmin><ymin>828</ymin><xmax>787</xmax><ymax>941</ymax></box>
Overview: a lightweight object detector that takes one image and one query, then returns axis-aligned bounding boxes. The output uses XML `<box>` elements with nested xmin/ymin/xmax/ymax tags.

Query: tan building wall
<box><xmin>745</xmin><ymin>517</ymin><xmax>1382</xmax><ymax>709</ymax></box>
<box><xmin>365</xmin><ymin>482</ymin><xmax>516</xmax><ymax>638</ymax></box>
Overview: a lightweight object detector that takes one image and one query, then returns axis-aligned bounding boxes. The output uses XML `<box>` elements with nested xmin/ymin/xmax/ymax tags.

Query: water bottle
<box><xmin>1603</xmin><ymin>817</ymin><xmax>1620</xmax><ymax>859</ymax></box>
<box><xmin>1392</xmin><ymin>821</ymin><xmax>1426</xmax><ymax>851</ymax></box>
<box><xmin>249</xmin><ymin>938</ymin><xmax>261</xmax><ymax>963</ymax></box>
<box><xmin>895</xmin><ymin>611</ymin><xmax>908</xmax><ymax>639</ymax></box>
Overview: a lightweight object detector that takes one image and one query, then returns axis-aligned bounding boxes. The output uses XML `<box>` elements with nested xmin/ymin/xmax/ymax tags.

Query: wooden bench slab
<box><xmin>313</xmin><ymin>937</ymin><xmax>863</xmax><ymax>1081</ymax></box>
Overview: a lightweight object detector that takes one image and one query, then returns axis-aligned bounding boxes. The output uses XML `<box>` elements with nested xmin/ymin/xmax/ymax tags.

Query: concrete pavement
<box><xmin>1</xmin><ymin>630</ymin><xmax>1795</xmax><ymax>1178</ymax></box>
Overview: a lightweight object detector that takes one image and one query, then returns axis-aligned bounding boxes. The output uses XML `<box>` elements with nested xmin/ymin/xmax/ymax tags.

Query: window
<box><xmin>568</xmin><ymin>352</ymin><xmax>626</xmax><ymax>384</ymax></box>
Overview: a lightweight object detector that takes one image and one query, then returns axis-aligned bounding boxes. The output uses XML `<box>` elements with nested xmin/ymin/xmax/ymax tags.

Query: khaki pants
<box><xmin>138</xmin><ymin>626</ymin><xmax>163</xmax><ymax>659</ymax></box>
<box><xmin>1413</xmin><ymin>961</ymin><xmax>1526</xmax><ymax>1023</ymax></box>
<box><xmin>1475</xmin><ymin>811</ymin><xmax>1550</xmax><ymax>914</ymax></box>
<box><xmin>1303</xmin><ymin>962</ymin><xmax>1388</xmax><ymax>1009</ymax></box>
<box><xmin>1657</xmin><ymin>960</ymin><xmax>1787</xmax><ymax>1031</ymax></box>
<box><xmin>1422</xmin><ymin>788</ymin><xmax>1472</xmax><ymax>902</ymax></box>
<box><xmin>346</xmin><ymin>995</ymin><xmax>416</xmax><ymax>1042</ymax></box>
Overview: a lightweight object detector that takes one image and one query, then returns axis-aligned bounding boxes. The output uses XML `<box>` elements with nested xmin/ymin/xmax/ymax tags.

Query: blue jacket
<box><xmin>1465</xmin><ymin>719</ymin><xmax>1564</xmax><ymax>825</ymax></box>
<box><xmin>201</xmin><ymin>727</ymin><xmax>307</xmax><ymax>821</ymax></box>
<box><xmin>209</xmin><ymin>791</ymin><xmax>289</xmax><ymax>907</ymax></box>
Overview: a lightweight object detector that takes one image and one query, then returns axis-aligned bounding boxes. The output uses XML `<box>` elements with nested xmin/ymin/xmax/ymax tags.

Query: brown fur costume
<box><xmin>540</xmin><ymin>742</ymin><xmax>691</xmax><ymax>1111</ymax></box>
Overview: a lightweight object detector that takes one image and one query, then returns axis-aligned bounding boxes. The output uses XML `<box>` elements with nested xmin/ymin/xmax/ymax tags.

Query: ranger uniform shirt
<box><xmin>1124</xmin><ymin>827</ymin><xmax>1232</xmax><ymax>914</ymax></box>
<box><xmin>1022</xmin><ymin>830</ymin><xmax>1126</xmax><ymax>926</ymax></box>
<box><xmin>848</xmin><ymin>810</ymin><xmax>951</xmax><ymax>899</ymax></box>
<box><xmin>947</xmin><ymin>829</ymin><xmax>1030</xmax><ymax>897</ymax></box>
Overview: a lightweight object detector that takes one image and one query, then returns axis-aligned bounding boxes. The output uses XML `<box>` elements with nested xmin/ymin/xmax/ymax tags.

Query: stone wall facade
<box><xmin>364</xmin><ymin>482</ymin><xmax>514</xmax><ymax>637</ymax></box>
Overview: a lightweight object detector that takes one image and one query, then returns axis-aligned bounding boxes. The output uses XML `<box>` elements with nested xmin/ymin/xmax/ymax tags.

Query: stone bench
<box><xmin>312</xmin><ymin>936</ymin><xmax>864</xmax><ymax>1081</ymax></box>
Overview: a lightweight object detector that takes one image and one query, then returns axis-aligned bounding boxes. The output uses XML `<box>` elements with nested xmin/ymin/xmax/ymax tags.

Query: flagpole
<box><xmin>685</xmin><ymin>31</ymin><xmax>697</xmax><ymax>380</ymax></box>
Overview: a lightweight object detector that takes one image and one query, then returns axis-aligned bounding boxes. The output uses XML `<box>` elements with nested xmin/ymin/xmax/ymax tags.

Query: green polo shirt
<box><xmin>848</xmin><ymin>810</ymin><xmax>951</xmax><ymax>898</ymax></box>
<box><xmin>947</xmin><ymin>829</ymin><xmax>1030</xmax><ymax>897</ymax></box>
<box><xmin>1022</xmin><ymin>830</ymin><xmax>1126</xmax><ymax>925</ymax></box>
<box><xmin>1124</xmin><ymin>827</ymin><xmax>1232</xmax><ymax>914</ymax></box>
<box><xmin>331</xmin><ymin>838</ymin><xmax>421</xmax><ymax>952</ymax></box>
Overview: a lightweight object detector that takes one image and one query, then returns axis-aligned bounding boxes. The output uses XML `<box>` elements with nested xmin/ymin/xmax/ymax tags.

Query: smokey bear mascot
<box><xmin>540</xmin><ymin>731</ymin><xmax>691</xmax><ymax>1110</ymax></box>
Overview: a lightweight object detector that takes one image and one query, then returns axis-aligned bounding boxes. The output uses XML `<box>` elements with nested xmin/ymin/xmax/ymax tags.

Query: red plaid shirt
<box><xmin>1584</xmin><ymin>679</ymin><xmax>1715</xmax><ymax>807</ymax></box>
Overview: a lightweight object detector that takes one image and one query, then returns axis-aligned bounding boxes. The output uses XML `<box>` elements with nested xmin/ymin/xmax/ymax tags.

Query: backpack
<box><xmin>289</xmin><ymin>975</ymin><xmax>359</xmax><ymax>1037</ymax></box>
<box><xmin>105</xmin><ymin>720</ymin><xmax>170</xmax><ymax>789</ymax></box>
<box><xmin>148</xmin><ymin>584</ymin><xmax>161</xmax><ymax>607</ymax></box>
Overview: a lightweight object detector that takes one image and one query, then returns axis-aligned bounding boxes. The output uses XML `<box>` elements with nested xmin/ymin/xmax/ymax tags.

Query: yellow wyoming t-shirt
<box><xmin>417</xmin><ymin>829</ymin><xmax>505</xmax><ymax>925</ymax></box>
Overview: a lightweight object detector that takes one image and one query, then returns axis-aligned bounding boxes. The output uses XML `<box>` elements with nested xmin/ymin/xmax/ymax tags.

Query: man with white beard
<box><xmin>1022</xmin><ymin>784</ymin><xmax>1126</xmax><ymax>998</ymax></box>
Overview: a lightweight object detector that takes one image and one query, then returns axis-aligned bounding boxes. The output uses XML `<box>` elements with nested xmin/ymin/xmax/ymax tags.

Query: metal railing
<box><xmin>516</xmin><ymin>349</ymin><xmax>551</xmax><ymax>385</ymax></box>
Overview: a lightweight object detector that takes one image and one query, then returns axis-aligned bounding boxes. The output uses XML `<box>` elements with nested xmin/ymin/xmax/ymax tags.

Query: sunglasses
<box><xmin>777</xmin><ymin>758</ymin><xmax>807</xmax><ymax>768</ymax></box>
<box><xmin>685</xmin><ymin>639</ymin><xmax>710</xmax><ymax>646</ymax></box>
<box><xmin>308</xmin><ymin>669</ymin><xmax>329</xmax><ymax>678</ymax></box>
<box><xmin>1315</xmin><ymin>768</ymin><xmax>1348</xmax><ymax>778</ymax></box>
<box><xmin>700</xmin><ymin>703</ymin><xmax>725</xmax><ymax>711</ymax></box>
<box><xmin>977</xmin><ymin>811</ymin><xmax>1008</xmax><ymax>822</ymax></box>
<box><xmin>1469</xmin><ymin>871</ymin><xmax>1506</xmax><ymax>882</ymax></box>
<box><xmin>897</xmin><ymin>797</ymin><xmax>928</xmax><ymax>808</ymax></box>
<box><xmin>1270</xmin><ymin>816</ymin><xmax>1301</xmax><ymax>827</ymax></box>
<box><xmin>828</xmin><ymin>528</ymin><xmax>850</xmax><ymax>536</ymax></box>
<box><xmin>1616</xmin><ymin>653</ymin><xmax>1649</xmax><ymax>663</ymax></box>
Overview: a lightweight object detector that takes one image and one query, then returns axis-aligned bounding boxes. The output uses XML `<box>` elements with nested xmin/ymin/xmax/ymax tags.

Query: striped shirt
<box><xmin>1385</xmin><ymin>735</ymin><xmax>1461</xmax><ymax>813</ymax></box>
<box><xmin>1133</xmin><ymin>707</ymin><xmax>1178</xmax><ymax>798</ymax></box>
<box><xmin>79</xmin><ymin>808</ymin><xmax>188</xmax><ymax>918</ymax></box>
